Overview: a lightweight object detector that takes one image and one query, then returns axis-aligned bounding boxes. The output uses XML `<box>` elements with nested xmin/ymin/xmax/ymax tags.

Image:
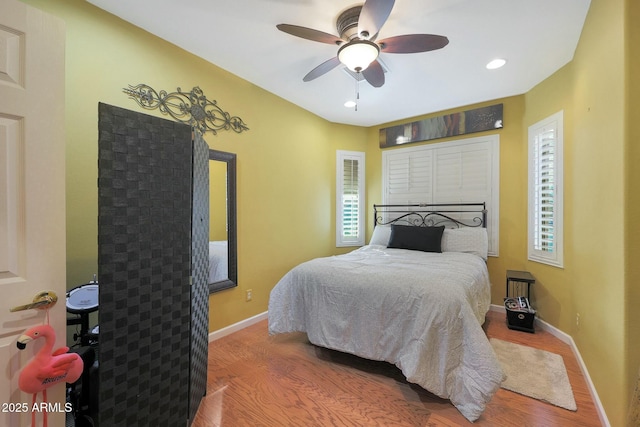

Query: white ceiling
<box><xmin>87</xmin><ymin>0</ymin><xmax>591</xmax><ymax>127</ymax></box>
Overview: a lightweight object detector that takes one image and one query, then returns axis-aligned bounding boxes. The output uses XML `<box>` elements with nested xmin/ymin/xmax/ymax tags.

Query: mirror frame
<box><xmin>209</xmin><ymin>149</ymin><xmax>238</xmax><ymax>293</ymax></box>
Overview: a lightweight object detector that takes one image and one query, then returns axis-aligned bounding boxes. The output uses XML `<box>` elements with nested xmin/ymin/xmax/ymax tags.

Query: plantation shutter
<box><xmin>434</xmin><ymin>142</ymin><xmax>491</xmax><ymax>202</ymax></box>
<box><xmin>533</xmin><ymin>129</ymin><xmax>556</xmax><ymax>252</ymax></box>
<box><xmin>343</xmin><ymin>157</ymin><xmax>359</xmax><ymax>240</ymax></box>
<box><xmin>382</xmin><ymin>135</ymin><xmax>499</xmax><ymax>256</ymax></box>
<box><xmin>384</xmin><ymin>149</ymin><xmax>432</xmax><ymax>205</ymax></box>
<box><xmin>527</xmin><ymin>110</ymin><xmax>563</xmax><ymax>267</ymax></box>
<box><xmin>337</xmin><ymin>151</ymin><xmax>365</xmax><ymax>247</ymax></box>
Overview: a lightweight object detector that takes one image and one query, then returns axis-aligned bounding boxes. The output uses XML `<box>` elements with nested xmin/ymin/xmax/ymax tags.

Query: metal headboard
<box><xmin>374</xmin><ymin>203</ymin><xmax>487</xmax><ymax>229</ymax></box>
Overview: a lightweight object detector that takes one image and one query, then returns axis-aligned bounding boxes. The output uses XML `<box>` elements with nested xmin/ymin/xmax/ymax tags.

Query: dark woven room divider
<box><xmin>97</xmin><ymin>103</ymin><xmax>208</xmax><ymax>426</ymax></box>
<box><xmin>189</xmin><ymin>130</ymin><xmax>209</xmax><ymax>423</ymax></box>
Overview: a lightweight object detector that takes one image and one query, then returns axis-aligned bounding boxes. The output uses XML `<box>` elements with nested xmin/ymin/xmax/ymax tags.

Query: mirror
<box><xmin>208</xmin><ymin>149</ymin><xmax>237</xmax><ymax>292</ymax></box>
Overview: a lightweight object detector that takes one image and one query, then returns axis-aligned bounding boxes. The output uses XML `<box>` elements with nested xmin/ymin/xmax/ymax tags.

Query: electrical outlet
<box><xmin>246</xmin><ymin>289</ymin><xmax>252</xmax><ymax>302</ymax></box>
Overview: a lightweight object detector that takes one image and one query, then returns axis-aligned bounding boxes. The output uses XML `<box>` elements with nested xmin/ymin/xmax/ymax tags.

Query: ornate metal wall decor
<box><xmin>379</xmin><ymin>103</ymin><xmax>503</xmax><ymax>148</ymax></box>
<box><xmin>123</xmin><ymin>84</ymin><xmax>249</xmax><ymax>135</ymax></box>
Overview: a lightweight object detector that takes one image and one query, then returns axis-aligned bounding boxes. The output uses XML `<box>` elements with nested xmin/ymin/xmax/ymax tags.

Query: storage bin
<box><xmin>504</xmin><ymin>297</ymin><xmax>535</xmax><ymax>333</ymax></box>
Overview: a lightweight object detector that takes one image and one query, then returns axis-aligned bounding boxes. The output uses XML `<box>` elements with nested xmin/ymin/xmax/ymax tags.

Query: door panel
<box><xmin>0</xmin><ymin>1</ymin><xmax>65</xmax><ymax>426</ymax></box>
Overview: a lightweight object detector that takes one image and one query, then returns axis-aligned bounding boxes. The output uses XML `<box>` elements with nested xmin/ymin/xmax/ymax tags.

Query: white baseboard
<box><xmin>208</xmin><ymin>311</ymin><xmax>268</xmax><ymax>342</ymax></box>
<box><xmin>489</xmin><ymin>304</ymin><xmax>610</xmax><ymax>427</ymax></box>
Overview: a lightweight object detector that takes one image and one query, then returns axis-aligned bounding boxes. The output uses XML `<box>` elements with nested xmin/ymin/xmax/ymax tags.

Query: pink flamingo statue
<box><xmin>16</xmin><ymin>324</ymin><xmax>83</xmax><ymax>427</ymax></box>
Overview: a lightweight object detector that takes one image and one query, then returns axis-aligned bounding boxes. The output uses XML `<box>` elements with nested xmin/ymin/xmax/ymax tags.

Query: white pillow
<box><xmin>369</xmin><ymin>225</ymin><xmax>391</xmax><ymax>246</ymax></box>
<box><xmin>441</xmin><ymin>227</ymin><xmax>488</xmax><ymax>260</ymax></box>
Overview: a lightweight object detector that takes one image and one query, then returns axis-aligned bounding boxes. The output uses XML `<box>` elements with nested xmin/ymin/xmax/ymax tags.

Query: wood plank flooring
<box><xmin>192</xmin><ymin>310</ymin><xmax>602</xmax><ymax>426</ymax></box>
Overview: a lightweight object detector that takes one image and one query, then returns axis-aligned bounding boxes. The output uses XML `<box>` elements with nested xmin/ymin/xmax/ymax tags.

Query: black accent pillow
<box><xmin>387</xmin><ymin>225</ymin><xmax>445</xmax><ymax>253</ymax></box>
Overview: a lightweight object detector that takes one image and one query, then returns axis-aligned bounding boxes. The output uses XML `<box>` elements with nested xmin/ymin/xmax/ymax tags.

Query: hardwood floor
<box><xmin>192</xmin><ymin>310</ymin><xmax>602</xmax><ymax>426</ymax></box>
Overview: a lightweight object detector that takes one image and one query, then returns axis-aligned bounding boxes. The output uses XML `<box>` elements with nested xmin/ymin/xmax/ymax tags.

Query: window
<box><xmin>382</xmin><ymin>135</ymin><xmax>500</xmax><ymax>256</ymax></box>
<box><xmin>337</xmin><ymin>151</ymin><xmax>365</xmax><ymax>247</ymax></box>
<box><xmin>528</xmin><ymin>111</ymin><xmax>563</xmax><ymax>267</ymax></box>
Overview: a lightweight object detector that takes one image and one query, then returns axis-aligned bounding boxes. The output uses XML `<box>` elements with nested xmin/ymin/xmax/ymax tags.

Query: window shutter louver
<box><xmin>385</xmin><ymin>150</ymin><xmax>432</xmax><ymax>206</ymax></box>
<box><xmin>528</xmin><ymin>111</ymin><xmax>563</xmax><ymax>267</ymax></box>
<box><xmin>342</xmin><ymin>158</ymin><xmax>359</xmax><ymax>240</ymax></box>
<box><xmin>434</xmin><ymin>149</ymin><xmax>461</xmax><ymax>198</ymax></box>
<box><xmin>534</xmin><ymin>130</ymin><xmax>556</xmax><ymax>252</ymax></box>
<box><xmin>337</xmin><ymin>151</ymin><xmax>365</xmax><ymax>247</ymax></box>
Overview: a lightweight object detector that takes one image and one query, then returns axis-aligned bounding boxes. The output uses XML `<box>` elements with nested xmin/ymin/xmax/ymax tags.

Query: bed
<box><xmin>208</xmin><ymin>240</ymin><xmax>228</xmax><ymax>283</ymax></box>
<box><xmin>268</xmin><ymin>203</ymin><xmax>505</xmax><ymax>422</ymax></box>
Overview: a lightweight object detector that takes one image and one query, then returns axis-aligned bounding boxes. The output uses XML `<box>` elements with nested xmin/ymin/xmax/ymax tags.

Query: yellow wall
<box><xmin>20</xmin><ymin>0</ymin><xmax>639</xmax><ymax>424</ymax></box>
<box><xmin>525</xmin><ymin>0</ymin><xmax>626</xmax><ymax>423</ymax></box>
<box><xmin>625</xmin><ymin>0</ymin><xmax>640</xmax><ymax>423</ymax></box>
<box><xmin>20</xmin><ymin>0</ymin><xmax>367</xmax><ymax>332</ymax></box>
<box><xmin>209</xmin><ymin>159</ymin><xmax>227</xmax><ymax>241</ymax></box>
<box><xmin>367</xmin><ymin>0</ymin><xmax>633</xmax><ymax>423</ymax></box>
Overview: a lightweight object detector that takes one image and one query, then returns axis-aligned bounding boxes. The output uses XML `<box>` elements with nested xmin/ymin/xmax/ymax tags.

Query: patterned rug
<box><xmin>490</xmin><ymin>338</ymin><xmax>577</xmax><ymax>411</ymax></box>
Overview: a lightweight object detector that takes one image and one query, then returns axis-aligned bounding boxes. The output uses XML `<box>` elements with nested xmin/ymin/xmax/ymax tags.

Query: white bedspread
<box><xmin>268</xmin><ymin>245</ymin><xmax>505</xmax><ymax>422</ymax></box>
<box><xmin>208</xmin><ymin>241</ymin><xmax>228</xmax><ymax>283</ymax></box>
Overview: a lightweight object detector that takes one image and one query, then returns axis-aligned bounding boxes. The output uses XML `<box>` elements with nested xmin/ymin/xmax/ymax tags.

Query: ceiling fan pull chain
<box><xmin>355</xmin><ymin>75</ymin><xmax>360</xmax><ymax>111</ymax></box>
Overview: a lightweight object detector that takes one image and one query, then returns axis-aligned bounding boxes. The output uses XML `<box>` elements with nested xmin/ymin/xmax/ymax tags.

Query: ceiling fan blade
<box><xmin>358</xmin><ymin>0</ymin><xmax>395</xmax><ymax>39</ymax></box>
<box><xmin>277</xmin><ymin>24</ymin><xmax>343</xmax><ymax>45</ymax></box>
<box><xmin>303</xmin><ymin>57</ymin><xmax>341</xmax><ymax>82</ymax></box>
<box><xmin>362</xmin><ymin>60</ymin><xmax>385</xmax><ymax>88</ymax></box>
<box><xmin>379</xmin><ymin>34</ymin><xmax>449</xmax><ymax>53</ymax></box>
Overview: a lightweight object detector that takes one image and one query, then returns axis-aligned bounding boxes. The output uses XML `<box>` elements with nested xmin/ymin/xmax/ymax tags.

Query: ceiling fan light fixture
<box><xmin>338</xmin><ymin>39</ymin><xmax>380</xmax><ymax>72</ymax></box>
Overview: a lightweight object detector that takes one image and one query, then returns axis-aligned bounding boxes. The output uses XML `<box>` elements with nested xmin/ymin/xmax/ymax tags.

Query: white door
<box><xmin>0</xmin><ymin>0</ymin><xmax>66</xmax><ymax>426</ymax></box>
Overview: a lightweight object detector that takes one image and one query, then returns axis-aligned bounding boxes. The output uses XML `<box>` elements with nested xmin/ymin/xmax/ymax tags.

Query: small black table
<box><xmin>506</xmin><ymin>269</ymin><xmax>535</xmax><ymax>300</ymax></box>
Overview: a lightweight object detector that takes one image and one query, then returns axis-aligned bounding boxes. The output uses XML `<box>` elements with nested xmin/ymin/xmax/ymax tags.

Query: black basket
<box><xmin>504</xmin><ymin>297</ymin><xmax>535</xmax><ymax>333</ymax></box>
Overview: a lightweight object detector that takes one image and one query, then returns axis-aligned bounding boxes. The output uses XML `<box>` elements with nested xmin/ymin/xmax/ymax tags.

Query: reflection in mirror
<box><xmin>208</xmin><ymin>149</ymin><xmax>237</xmax><ymax>293</ymax></box>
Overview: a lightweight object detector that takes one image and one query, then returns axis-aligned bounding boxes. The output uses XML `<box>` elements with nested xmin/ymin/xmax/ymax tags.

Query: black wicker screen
<box><xmin>189</xmin><ymin>131</ymin><xmax>209</xmax><ymax>423</ymax></box>
<box><xmin>98</xmin><ymin>103</ymin><xmax>195</xmax><ymax>426</ymax></box>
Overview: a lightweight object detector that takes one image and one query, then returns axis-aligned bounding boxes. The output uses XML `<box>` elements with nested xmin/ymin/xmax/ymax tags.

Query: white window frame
<box><xmin>336</xmin><ymin>150</ymin><xmax>365</xmax><ymax>247</ymax></box>
<box><xmin>382</xmin><ymin>135</ymin><xmax>500</xmax><ymax>256</ymax></box>
<box><xmin>528</xmin><ymin>111</ymin><xmax>564</xmax><ymax>268</ymax></box>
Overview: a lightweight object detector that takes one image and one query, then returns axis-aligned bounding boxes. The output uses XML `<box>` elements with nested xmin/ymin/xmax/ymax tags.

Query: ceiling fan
<box><xmin>277</xmin><ymin>0</ymin><xmax>449</xmax><ymax>88</ymax></box>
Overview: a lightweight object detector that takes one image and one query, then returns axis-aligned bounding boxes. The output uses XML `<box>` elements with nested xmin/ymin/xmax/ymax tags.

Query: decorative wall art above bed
<box><xmin>269</xmin><ymin>203</ymin><xmax>504</xmax><ymax>422</ymax></box>
<box><xmin>379</xmin><ymin>103</ymin><xmax>503</xmax><ymax>148</ymax></box>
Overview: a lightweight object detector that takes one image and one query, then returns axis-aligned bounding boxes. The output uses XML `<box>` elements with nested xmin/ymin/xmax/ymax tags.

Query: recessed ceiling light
<box><xmin>486</xmin><ymin>58</ymin><xmax>506</xmax><ymax>70</ymax></box>
<box><xmin>344</xmin><ymin>100</ymin><xmax>357</xmax><ymax>108</ymax></box>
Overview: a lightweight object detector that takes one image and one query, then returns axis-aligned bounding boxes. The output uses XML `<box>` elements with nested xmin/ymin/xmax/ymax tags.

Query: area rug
<box><xmin>490</xmin><ymin>338</ymin><xmax>577</xmax><ymax>411</ymax></box>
